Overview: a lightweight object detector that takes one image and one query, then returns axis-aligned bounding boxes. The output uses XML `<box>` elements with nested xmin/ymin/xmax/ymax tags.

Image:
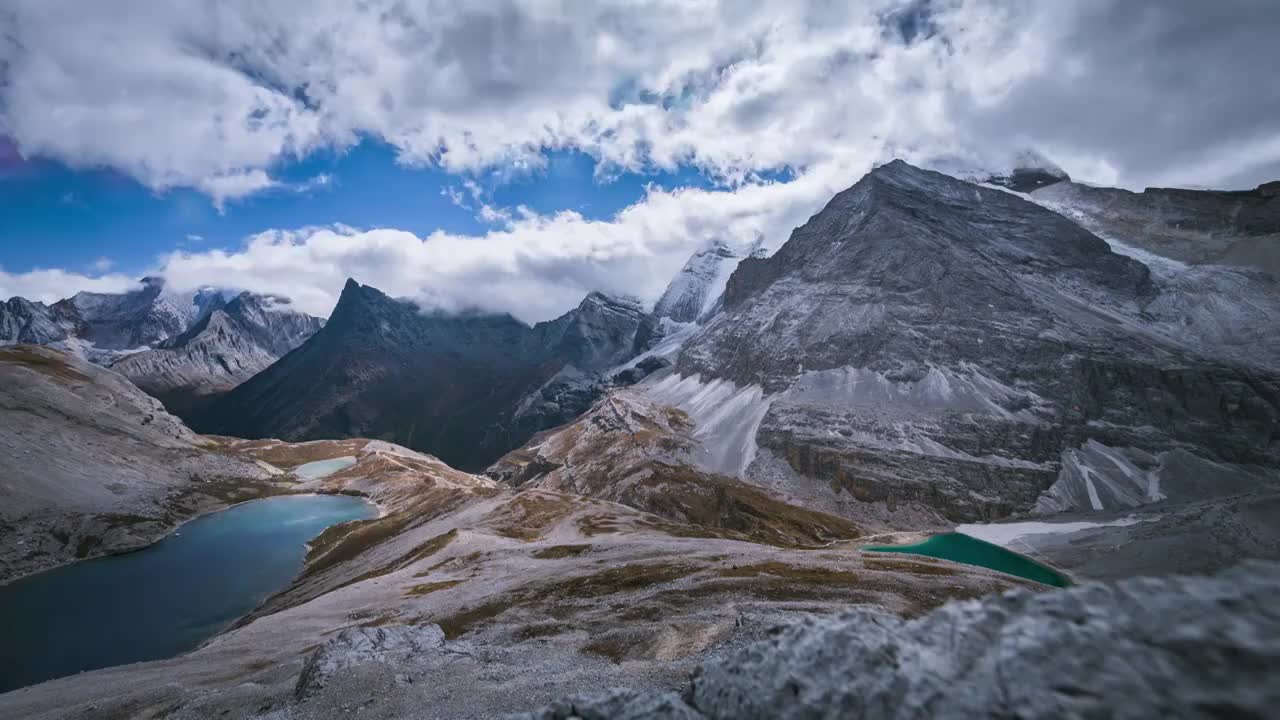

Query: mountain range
<box><xmin>200</xmin><ymin>281</ymin><xmax>659</xmax><ymax>470</ymax></box>
<box><xmin>0</xmin><ymin>277</ymin><xmax>325</xmax><ymax>420</ymax></box>
<box><xmin>1</xmin><ymin>157</ymin><xmax>1278</xmax><ymax>717</ymax></box>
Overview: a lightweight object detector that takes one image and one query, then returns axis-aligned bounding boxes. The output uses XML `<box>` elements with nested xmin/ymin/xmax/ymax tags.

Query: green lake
<box><xmin>863</xmin><ymin>532</ymin><xmax>1071</xmax><ymax>587</ymax></box>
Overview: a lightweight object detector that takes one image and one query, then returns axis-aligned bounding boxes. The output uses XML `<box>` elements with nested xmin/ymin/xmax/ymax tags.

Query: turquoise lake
<box><xmin>0</xmin><ymin>494</ymin><xmax>375</xmax><ymax>694</ymax></box>
<box><xmin>863</xmin><ymin>532</ymin><xmax>1072</xmax><ymax>588</ymax></box>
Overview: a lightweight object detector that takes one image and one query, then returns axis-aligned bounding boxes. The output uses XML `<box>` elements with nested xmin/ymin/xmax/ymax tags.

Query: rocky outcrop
<box><xmin>1031</xmin><ymin>178</ymin><xmax>1280</xmax><ymax>275</ymax></box>
<box><xmin>489</xmin><ymin>388</ymin><xmax>862</xmax><ymax>548</ymax></box>
<box><xmin>514</xmin><ymin>561</ymin><xmax>1280</xmax><ymax>719</ymax></box>
<box><xmin>671</xmin><ymin>160</ymin><xmax>1280</xmax><ymax>523</ymax></box>
<box><xmin>0</xmin><ymin>296</ymin><xmax>85</xmax><ymax>346</ymax></box>
<box><xmin>2</xmin><ymin>278</ymin><xmax>227</xmax><ymax>366</ymax></box>
<box><xmin>295</xmin><ymin>625</ymin><xmax>457</xmax><ymax>700</ymax></box>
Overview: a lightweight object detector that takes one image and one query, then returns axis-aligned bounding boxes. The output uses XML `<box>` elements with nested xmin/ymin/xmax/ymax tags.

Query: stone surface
<box><xmin>1031</xmin><ymin>178</ymin><xmax>1280</xmax><ymax>275</ymax></box>
<box><xmin>514</xmin><ymin>561</ymin><xmax>1280</xmax><ymax>720</ymax></box>
<box><xmin>673</xmin><ymin>160</ymin><xmax>1280</xmax><ymax>523</ymax></box>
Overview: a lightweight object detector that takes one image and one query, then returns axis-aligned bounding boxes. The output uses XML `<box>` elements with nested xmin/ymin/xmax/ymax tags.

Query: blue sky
<box><xmin>0</xmin><ymin>138</ymin><xmax>717</xmax><ymax>279</ymax></box>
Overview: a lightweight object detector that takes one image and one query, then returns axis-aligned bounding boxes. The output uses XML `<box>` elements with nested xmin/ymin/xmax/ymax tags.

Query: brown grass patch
<box><xmin>485</xmin><ymin>491</ymin><xmax>580</xmax><ymax>541</ymax></box>
<box><xmin>715</xmin><ymin>561</ymin><xmax>862</xmax><ymax>583</ymax></box>
<box><xmin>404</xmin><ymin>579</ymin><xmax>465</xmax><ymax>597</ymax></box>
<box><xmin>531</xmin><ymin>543</ymin><xmax>592</xmax><ymax>559</ymax></box>
<box><xmin>864</xmin><ymin>557</ymin><xmax>960</xmax><ymax>577</ymax></box>
<box><xmin>627</xmin><ymin>464</ymin><xmax>863</xmax><ymax>548</ymax></box>
<box><xmin>233</xmin><ymin>439</ymin><xmax>367</xmax><ymax>467</ymax></box>
<box><xmin>418</xmin><ymin>551</ymin><xmax>483</xmax><ymax>577</ymax></box>
<box><xmin>513</xmin><ymin>622</ymin><xmax>572</xmax><ymax>641</ymax></box>
<box><xmin>0</xmin><ymin>346</ymin><xmax>89</xmax><ymax>382</ymax></box>
<box><xmin>436</xmin><ymin>600</ymin><xmax>510</xmax><ymax>640</ymax></box>
<box><xmin>538</xmin><ymin>562</ymin><xmax>699</xmax><ymax>599</ymax></box>
<box><xmin>581</xmin><ymin>633</ymin><xmax>632</xmax><ymax>663</ymax></box>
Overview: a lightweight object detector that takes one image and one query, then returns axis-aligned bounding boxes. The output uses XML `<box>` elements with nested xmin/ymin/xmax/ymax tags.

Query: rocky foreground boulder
<box><xmin>512</xmin><ymin>560</ymin><xmax>1280</xmax><ymax>719</ymax></box>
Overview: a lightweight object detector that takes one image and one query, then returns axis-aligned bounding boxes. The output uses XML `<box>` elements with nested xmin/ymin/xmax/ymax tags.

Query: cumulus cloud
<box><xmin>6</xmin><ymin>0</ymin><xmax>1277</xmax><ymax>196</ymax></box>
<box><xmin>158</xmin><ymin>163</ymin><xmax>850</xmax><ymax>321</ymax></box>
<box><xmin>0</xmin><ymin>267</ymin><xmax>139</xmax><ymax>303</ymax></box>
<box><xmin>2</xmin><ymin>0</ymin><xmax>1277</xmax><ymax>319</ymax></box>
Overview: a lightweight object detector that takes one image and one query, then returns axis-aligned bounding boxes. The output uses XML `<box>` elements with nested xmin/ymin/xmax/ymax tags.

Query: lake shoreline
<box><xmin>0</xmin><ymin>494</ymin><xmax>378</xmax><ymax>694</ymax></box>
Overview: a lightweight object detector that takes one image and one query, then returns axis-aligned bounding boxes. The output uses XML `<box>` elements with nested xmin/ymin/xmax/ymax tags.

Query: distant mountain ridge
<box><xmin>204</xmin><ymin>279</ymin><xmax>662</xmax><ymax>470</ymax></box>
<box><xmin>110</xmin><ymin>292</ymin><xmax>325</xmax><ymax>417</ymax></box>
<box><xmin>1</xmin><ymin>278</ymin><xmax>325</xmax><ymax>419</ymax></box>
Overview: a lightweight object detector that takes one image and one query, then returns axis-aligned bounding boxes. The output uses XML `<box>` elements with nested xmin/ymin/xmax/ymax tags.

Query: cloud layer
<box><xmin>3</xmin><ymin>0</ymin><xmax>1278</xmax><ymax>319</ymax></box>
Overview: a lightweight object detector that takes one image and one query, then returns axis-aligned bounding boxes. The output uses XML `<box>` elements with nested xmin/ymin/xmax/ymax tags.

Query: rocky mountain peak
<box><xmin>654</xmin><ymin>238</ymin><xmax>746</xmax><ymax>323</ymax></box>
<box><xmin>721</xmin><ymin>159</ymin><xmax>1152</xmax><ymax>313</ymax></box>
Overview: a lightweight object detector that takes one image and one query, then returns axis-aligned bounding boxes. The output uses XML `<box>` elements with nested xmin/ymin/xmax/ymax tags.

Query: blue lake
<box><xmin>0</xmin><ymin>494</ymin><xmax>375</xmax><ymax>694</ymax></box>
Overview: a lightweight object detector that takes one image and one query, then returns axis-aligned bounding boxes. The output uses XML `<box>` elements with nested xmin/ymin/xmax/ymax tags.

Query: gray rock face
<box><xmin>2</xmin><ymin>278</ymin><xmax>234</xmax><ymax>361</ymax></box>
<box><xmin>513</xmin><ymin>689</ymin><xmax>700</xmax><ymax>720</ymax></box>
<box><xmin>69</xmin><ymin>277</ymin><xmax>212</xmax><ymax>350</ymax></box>
<box><xmin>513</xmin><ymin>561</ymin><xmax>1280</xmax><ymax>720</ymax></box>
<box><xmin>211</xmin><ymin>280</ymin><xmax>657</xmax><ymax>470</ymax></box>
<box><xmin>0</xmin><ymin>296</ymin><xmax>84</xmax><ymax>345</ymax></box>
<box><xmin>295</xmin><ymin>625</ymin><xmax>453</xmax><ymax>700</ymax></box>
<box><xmin>674</xmin><ymin>160</ymin><xmax>1280</xmax><ymax>522</ymax></box>
<box><xmin>110</xmin><ymin>291</ymin><xmax>323</xmax><ymax>418</ymax></box>
<box><xmin>653</xmin><ymin>240</ymin><xmax>745</xmax><ymax>323</ymax></box>
<box><xmin>3</xmin><ymin>280</ymin><xmax>324</xmax><ymax>419</ymax></box>
<box><xmin>1031</xmin><ymin>178</ymin><xmax>1280</xmax><ymax>275</ymax></box>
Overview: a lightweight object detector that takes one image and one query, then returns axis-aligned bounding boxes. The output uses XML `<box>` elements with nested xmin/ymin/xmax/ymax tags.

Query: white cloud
<box><xmin>197</xmin><ymin>170</ymin><xmax>277</xmax><ymax>211</ymax></box>
<box><xmin>2</xmin><ymin>1</ymin><xmax>1277</xmax><ymax>319</ymax></box>
<box><xmin>1</xmin><ymin>267</ymin><xmax>139</xmax><ymax>303</ymax></box>
<box><xmin>90</xmin><ymin>257</ymin><xmax>114</xmax><ymax>272</ymax></box>
<box><xmin>158</xmin><ymin>159</ymin><xmax>855</xmax><ymax>322</ymax></box>
<box><xmin>6</xmin><ymin>0</ymin><xmax>1276</xmax><ymax>199</ymax></box>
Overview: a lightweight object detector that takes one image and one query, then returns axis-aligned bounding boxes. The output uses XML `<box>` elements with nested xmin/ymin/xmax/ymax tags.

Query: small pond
<box><xmin>862</xmin><ymin>532</ymin><xmax>1071</xmax><ymax>588</ymax></box>
<box><xmin>293</xmin><ymin>455</ymin><xmax>358</xmax><ymax>479</ymax></box>
<box><xmin>0</xmin><ymin>494</ymin><xmax>375</xmax><ymax>693</ymax></box>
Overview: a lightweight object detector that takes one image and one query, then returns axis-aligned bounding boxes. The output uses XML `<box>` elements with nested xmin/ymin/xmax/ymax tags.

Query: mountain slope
<box><xmin>0</xmin><ymin>345</ymin><xmax>271</xmax><ymax>581</ymax></box>
<box><xmin>673</xmin><ymin>160</ymin><xmax>1280</xmax><ymax>523</ymax></box>
<box><xmin>68</xmin><ymin>277</ymin><xmax>221</xmax><ymax>350</ymax></box>
<box><xmin>207</xmin><ymin>280</ymin><xmax>655</xmax><ymax>470</ymax></box>
<box><xmin>0</xmin><ymin>296</ymin><xmax>84</xmax><ymax>346</ymax></box>
<box><xmin>1030</xmin><ymin>178</ymin><xmax>1280</xmax><ymax>275</ymax></box>
<box><xmin>1</xmin><ymin>278</ymin><xmax>225</xmax><ymax>364</ymax></box>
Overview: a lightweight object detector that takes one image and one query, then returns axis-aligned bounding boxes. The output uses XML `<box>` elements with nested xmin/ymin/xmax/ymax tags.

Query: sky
<box><xmin>1</xmin><ymin>0</ymin><xmax>1278</xmax><ymax>322</ymax></box>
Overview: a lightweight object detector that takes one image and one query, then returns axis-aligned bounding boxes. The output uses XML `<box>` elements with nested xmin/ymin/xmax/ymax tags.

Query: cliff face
<box><xmin>672</xmin><ymin>160</ymin><xmax>1280</xmax><ymax>522</ymax></box>
<box><xmin>1031</xmin><ymin>178</ymin><xmax>1280</xmax><ymax>275</ymax></box>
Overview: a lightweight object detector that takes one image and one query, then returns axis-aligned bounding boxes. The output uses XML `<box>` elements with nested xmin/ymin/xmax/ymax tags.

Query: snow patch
<box><xmin>643</xmin><ymin>372</ymin><xmax>772</xmax><ymax>477</ymax></box>
<box><xmin>955</xmin><ymin>515</ymin><xmax>1153</xmax><ymax>547</ymax></box>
